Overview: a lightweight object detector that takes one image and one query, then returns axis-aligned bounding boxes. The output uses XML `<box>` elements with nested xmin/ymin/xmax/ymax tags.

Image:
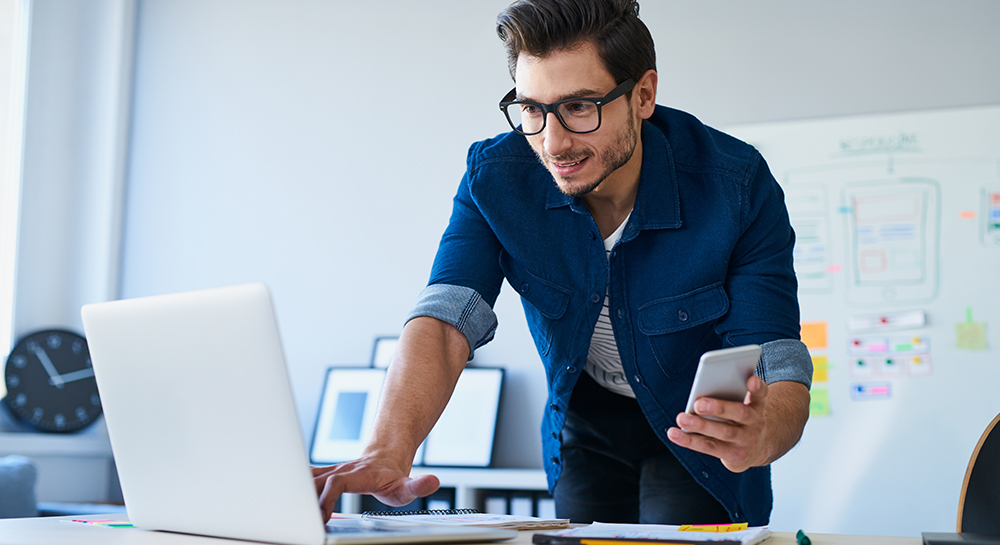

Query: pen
<box><xmin>797</xmin><ymin>530</ymin><xmax>811</xmax><ymax>545</ymax></box>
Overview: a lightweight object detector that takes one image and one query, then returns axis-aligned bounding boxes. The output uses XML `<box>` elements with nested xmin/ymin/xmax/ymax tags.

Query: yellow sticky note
<box><xmin>811</xmin><ymin>355</ymin><xmax>829</xmax><ymax>383</ymax></box>
<box><xmin>957</xmin><ymin>322</ymin><xmax>988</xmax><ymax>350</ymax></box>
<box><xmin>809</xmin><ymin>388</ymin><xmax>830</xmax><ymax>416</ymax></box>
<box><xmin>800</xmin><ymin>322</ymin><xmax>828</xmax><ymax>350</ymax></box>
<box><xmin>679</xmin><ymin>523</ymin><xmax>749</xmax><ymax>533</ymax></box>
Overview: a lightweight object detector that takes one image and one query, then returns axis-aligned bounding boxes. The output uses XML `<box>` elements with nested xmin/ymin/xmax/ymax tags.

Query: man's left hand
<box><xmin>666</xmin><ymin>375</ymin><xmax>770</xmax><ymax>473</ymax></box>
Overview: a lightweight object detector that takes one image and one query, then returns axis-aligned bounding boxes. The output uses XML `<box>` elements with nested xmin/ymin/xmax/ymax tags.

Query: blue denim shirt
<box><xmin>408</xmin><ymin>105</ymin><xmax>812</xmax><ymax>525</ymax></box>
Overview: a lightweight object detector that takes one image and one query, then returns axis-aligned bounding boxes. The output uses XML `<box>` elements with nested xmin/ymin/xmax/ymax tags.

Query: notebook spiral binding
<box><xmin>361</xmin><ymin>508</ymin><xmax>482</xmax><ymax>516</ymax></box>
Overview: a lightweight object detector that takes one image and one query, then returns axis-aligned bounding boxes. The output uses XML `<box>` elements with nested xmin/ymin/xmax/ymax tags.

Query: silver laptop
<box><xmin>81</xmin><ymin>283</ymin><xmax>516</xmax><ymax>545</ymax></box>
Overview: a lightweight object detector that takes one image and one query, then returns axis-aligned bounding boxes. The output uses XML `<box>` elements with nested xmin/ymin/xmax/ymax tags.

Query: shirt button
<box><xmin>588</xmin><ymin>231</ymin><xmax>596</xmax><ymax>240</ymax></box>
<box><xmin>678</xmin><ymin>310</ymin><xmax>689</xmax><ymax>322</ymax></box>
<box><xmin>551</xmin><ymin>456</ymin><xmax>560</xmax><ymax>465</ymax></box>
<box><xmin>702</xmin><ymin>471</ymin><xmax>710</xmax><ymax>479</ymax></box>
<box><xmin>590</xmin><ymin>293</ymin><xmax>600</xmax><ymax>303</ymax></box>
<box><xmin>634</xmin><ymin>374</ymin><xmax>642</xmax><ymax>384</ymax></box>
<box><xmin>520</xmin><ymin>282</ymin><xmax>530</xmax><ymax>294</ymax></box>
<box><xmin>616</xmin><ymin>308</ymin><xmax>623</xmax><ymax>318</ymax></box>
<box><xmin>567</xmin><ymin>366</ymin><xmax>577</xmax><ymax>373</ymax></box>
<box><xmin>550</xmin><ymin>403</ymin><xmax>561</xmax><ymax>413</ymax></box>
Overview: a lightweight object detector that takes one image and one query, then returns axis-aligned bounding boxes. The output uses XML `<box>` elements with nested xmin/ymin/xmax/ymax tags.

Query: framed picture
<box><xmin>370</xmin><ymin>336</ymin><xmax>398</xmax><ymax>368</ymax></box>
<box><xmin>421</xmin><ymin>367</ymin><xmax>504</xmax><ymax>467</ymax></box>
<box><xmin>309</xmin><ymin>367</ymin><xmax>386</xmax><ymax>465</ymax></box>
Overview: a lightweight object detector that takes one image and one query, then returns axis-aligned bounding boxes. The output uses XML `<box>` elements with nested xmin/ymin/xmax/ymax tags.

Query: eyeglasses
<box><xmin>499</xmin><ymin>78</ymin><xmax>635</xmax><ymax>136</ymax></box>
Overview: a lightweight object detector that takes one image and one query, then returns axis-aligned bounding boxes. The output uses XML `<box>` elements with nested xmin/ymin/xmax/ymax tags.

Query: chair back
<box><xmin>958</xmin><ymin>412</ymin><xmax>1000</xmax><ymax>533</ymax></box>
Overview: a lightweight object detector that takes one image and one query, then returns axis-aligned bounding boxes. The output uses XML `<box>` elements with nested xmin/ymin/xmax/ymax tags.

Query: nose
<box><xmin>541</xmin><ymin>112</ymin><xmax>573</xmax><ymax>157</ymax></box>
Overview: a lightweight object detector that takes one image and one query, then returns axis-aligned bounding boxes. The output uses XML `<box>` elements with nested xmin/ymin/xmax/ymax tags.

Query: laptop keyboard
<box><xmin>325</xmin><ymin>523</ymin><xmax>406</xmax><ymax>535</ymax></box>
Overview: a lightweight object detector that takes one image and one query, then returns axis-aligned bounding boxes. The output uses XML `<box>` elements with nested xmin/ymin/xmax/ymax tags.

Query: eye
<box><xmin>520</xmin><ymin>104</ymin><xmax>541</xmax><ymax>117</ymax></box>
<box><xmin>562</xmin><ymin>101</ymin><xmax>596</xmax><ymax>116</ymax></box>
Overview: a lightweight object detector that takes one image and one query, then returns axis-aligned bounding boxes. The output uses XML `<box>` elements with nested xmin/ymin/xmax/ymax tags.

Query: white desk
<box><xmin>0</xmin><ymin>514</ymin><xmax>923</xmax><ymax>545</ymax></box>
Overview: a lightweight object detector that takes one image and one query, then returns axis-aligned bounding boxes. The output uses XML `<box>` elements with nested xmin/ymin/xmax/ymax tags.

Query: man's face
<box><xmin>514</xmin><ymin>43</ymin><xmax>639</xmax><ymax>198</ymax></box>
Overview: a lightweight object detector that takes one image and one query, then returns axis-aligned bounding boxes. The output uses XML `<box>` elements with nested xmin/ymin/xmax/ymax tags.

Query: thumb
<box><xmin>745</xmin><ymin>375</ymin><xmax>767</xmax><ymax>404</ymax></box>
<box><xmin>406</xmin><ymin>474</ymin><xmax>441</xmax><ymax>498</ymax></box>
<box><xmin>375</xmin><ymin>474</ymin><xmax>441</xmax><ymax>507</ymax></box>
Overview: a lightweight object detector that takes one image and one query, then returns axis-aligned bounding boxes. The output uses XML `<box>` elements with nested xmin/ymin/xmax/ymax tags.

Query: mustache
<box><xmin>542</xmin><ymin>150</ymin><xmax>593</xmax><ymax>164</ymax></box>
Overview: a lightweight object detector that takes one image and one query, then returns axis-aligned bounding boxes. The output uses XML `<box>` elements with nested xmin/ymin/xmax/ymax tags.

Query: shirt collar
<box><xmin>544</xmin><ymin>120</ymin><xmax>682</xmax><ymax>233</ymax></box>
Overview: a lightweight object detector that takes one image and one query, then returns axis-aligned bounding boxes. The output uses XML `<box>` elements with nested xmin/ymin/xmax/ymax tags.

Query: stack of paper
<box><xmin>532</xmin><ymin>522</ymin><xmax>771</xmax><ymax>545</ymax></box>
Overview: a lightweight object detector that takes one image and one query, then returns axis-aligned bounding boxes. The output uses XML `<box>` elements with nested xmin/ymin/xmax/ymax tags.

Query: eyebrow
<box><xmin>516</xmin><ymin>87</ymin><xmax>604</xmax><ymax>103</ymax></box>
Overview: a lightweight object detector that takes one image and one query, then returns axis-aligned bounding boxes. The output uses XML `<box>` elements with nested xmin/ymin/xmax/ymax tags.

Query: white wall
<box><xmin>9</xmin><ymin>0</ymin><xmax>1000</xmax><ymax>530</ymax></box>
<box><xmin>119</xmin><ymin>0</ymin><xmax>546</xmax><ymax>468</ymax></box>
<box><xmin>0</xmin><ymin>0</ymin><xmax>23</xmax><ymax>362</ymax></box>
<box><xmin>14</xmin><ymin>0</ymin><xmax>132</xmax><ymax>337</ymax></box>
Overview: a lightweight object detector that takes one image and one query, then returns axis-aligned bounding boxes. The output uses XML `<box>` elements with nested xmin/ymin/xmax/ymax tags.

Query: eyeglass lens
<box><xmin>503</xmin><ymin>100</ymin><xmax>600</xmax><ymax>135</ymax></box>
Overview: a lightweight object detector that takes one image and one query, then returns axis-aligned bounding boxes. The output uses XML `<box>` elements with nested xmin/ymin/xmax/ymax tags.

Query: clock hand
<box><xmin>31</xmin><ymin>345</ymin><xmax>65</xmax><ymax>389</ymax></box>
<box><xmin>55</xmin><ymin>367</ymin><xmax>95</xmax><ymax>384</ymax></box>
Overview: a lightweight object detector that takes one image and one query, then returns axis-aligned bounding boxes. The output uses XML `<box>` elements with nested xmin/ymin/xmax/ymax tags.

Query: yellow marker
<box><xmin>678</xmin><ymin>523</ymin><xmax>749</xmax><ymax>533</ymax></box>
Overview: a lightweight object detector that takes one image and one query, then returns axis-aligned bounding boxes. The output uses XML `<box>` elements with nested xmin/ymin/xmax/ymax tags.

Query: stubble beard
<box><xmin>539</xmin><ymin>118</ymin><xmax>639</xmax><ymax>198</ymax></box>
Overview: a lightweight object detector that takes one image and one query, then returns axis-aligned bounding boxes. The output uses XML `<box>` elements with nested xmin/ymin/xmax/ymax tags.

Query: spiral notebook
<box><xmin>361</xmin><ymin>509</ymin><xmax>570</xmax><ymax>530</ymax></box>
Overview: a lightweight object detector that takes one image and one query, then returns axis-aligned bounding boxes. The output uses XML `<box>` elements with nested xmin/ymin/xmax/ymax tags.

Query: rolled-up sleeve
<box><xmin>406</xmin><ymin>141</ymin><xmax>507</xmax><ymax>360</ymax></box>
<box><xmin>406</xmin><ymin>284</ymin><xmax>498</xmax><ymax>360</ymax></box>
<box><xmin>757</xmin><ymin>338</ymin><xmax>812</xmax><ymax>389</ymax></box>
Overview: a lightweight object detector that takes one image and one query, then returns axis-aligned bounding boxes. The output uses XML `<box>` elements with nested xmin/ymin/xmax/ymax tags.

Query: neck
<box><xmin>584</xmin><ymin>137</ymin><xmax>643</xmax><ymax>239</ymax></box>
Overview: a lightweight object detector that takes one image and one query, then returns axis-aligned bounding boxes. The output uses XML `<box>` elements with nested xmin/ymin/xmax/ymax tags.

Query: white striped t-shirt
<box><xmin>584</xmin><ymin>212</ymin><xmax>635</xmax><ymax>398</ymax></box>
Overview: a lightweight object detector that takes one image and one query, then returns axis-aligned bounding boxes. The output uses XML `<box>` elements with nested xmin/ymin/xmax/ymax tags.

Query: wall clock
<box><xmin>3</xmin><ymin>329</ymin><xmax>102</xmax><ymax>432</ymax></box>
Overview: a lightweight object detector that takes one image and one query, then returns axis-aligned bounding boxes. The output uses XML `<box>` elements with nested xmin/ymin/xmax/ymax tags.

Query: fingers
<box><xmin>666</xmin><ymin>425</ymin><xmax>754</xmax><ymax>473</ymax></box>
<box><xmin>311</xmin><ymin>465</ymin><xmax>337</xmax><ymax>477</ymax></box>
<box><xmin>313</xmin><ymin>464</ymin><xmax>442</xmax><ymax>521</ymax></box>
<box><xmin>318</xmin><ymin>471</ymin><xmax>348</xmax><ymax>520</ymax></box>
<box><xmin>674</xmin><ymin>410</ymin><xmax>750</xmax><ymax>446</ymax></box>
<box><xmin>689</xmin><ymin>375</ymin><xmax>768</xmax><ymax>425</ymax></box>
<box><xmin>666</xmin><ymin>376</ymin><xmax>770</xmax><ymax>473</ymax></box>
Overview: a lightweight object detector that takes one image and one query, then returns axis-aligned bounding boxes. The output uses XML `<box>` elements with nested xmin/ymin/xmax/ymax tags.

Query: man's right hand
<box><xmin>312</xmin><ymin>457</ymin><xmax>441</xmax><ymax>521</ymax></box>
<box><xmin>311</xmin><ymin>316</ymin><xmax>466</xmax><ymax>521</ymax></box>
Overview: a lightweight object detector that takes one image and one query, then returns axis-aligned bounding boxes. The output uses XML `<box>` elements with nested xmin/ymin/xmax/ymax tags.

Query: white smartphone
<box><xmin>684</xmin><ymin>344</ymin><xmax>762</xmax><ymax>423</ymax></box>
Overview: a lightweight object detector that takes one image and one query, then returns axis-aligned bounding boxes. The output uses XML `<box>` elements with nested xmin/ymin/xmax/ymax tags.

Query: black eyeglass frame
<box><xmin>498</xmin><ymin>78</ymin><xmax>636</xmax><ymax>136</ymax></box>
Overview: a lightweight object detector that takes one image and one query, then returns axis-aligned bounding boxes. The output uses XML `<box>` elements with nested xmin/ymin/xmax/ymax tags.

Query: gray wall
<box><xmin>10</xmin><ymin>0</ymin><xmax>1000</xmax><ymax>534</ymax></box>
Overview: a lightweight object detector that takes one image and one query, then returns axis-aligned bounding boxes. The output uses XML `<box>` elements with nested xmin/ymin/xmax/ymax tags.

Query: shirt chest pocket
<box><xmin>500</xmin><ymin>251</ymin><xmax>572</xmax><ymax>356</ymax></box>
<box><xmin>637</xmin><ymin>282</ymin><xmax>729</xmax><ymax>378</ymax></box>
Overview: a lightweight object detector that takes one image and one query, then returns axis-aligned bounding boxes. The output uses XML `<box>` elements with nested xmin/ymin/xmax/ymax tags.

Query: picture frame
<box><xmin>370</xmin><ymin>336</ymin><xmax>398</xmax><ymax>368</ymax></box>
<box><xmin>309</xmin><ymin>367</ymin><xmax>386</xmax><ymax>465</ymax></box>
<box><xmin>421</xmin><ymin>367</ymin><xmax>504</xmax><ymax>467</ymax></box>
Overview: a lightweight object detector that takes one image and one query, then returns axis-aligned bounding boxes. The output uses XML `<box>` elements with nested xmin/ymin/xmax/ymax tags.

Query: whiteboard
<box><xmin>726</xmin><ymin>105</ymin><xmax>1000</xmax><ymax>536</ymax></box>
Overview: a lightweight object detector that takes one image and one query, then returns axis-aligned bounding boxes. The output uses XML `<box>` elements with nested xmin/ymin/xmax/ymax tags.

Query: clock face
<box><xmin>4</xmin><ymin>329</ymin><xmax>102</xmax><ymax>432</ymax></box>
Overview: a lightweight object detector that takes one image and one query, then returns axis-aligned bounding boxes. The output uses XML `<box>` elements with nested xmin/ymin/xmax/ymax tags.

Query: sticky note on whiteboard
<box><xmin>809</xmin><ymin>388</ymin><xmax>831</xmax><ymax>416</ymax></box>
<box><xmin>801</xmin><ymin>321</ymin><xmax>828</xmax><ymax>349</ymax></box>
<box><xmin>851</xmin><ymin>382</ymin><xmax>892</xmax><ymax>401</ymax></box>
<box><xmin>847</xmin><ymin>310</ymin><xmax>926</xmax><ymax>333</ymax></box>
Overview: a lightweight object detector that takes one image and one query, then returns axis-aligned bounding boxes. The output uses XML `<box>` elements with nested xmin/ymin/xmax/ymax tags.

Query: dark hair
<box><xmin>496</xmin><ymin>0</ymin><xmax>656</xmax><ymax>85</ymax></box>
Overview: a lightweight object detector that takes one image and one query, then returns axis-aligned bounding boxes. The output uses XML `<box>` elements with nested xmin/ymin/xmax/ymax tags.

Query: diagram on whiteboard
<box><xmin>727</xmin><ymin>105</ymin><xmax>1000</xmax><ymax>537</ymax></box>
<box><xmin>844</xmin><ymin>178</ymin><xmax>939</xmax><ymax>305</ymax></box>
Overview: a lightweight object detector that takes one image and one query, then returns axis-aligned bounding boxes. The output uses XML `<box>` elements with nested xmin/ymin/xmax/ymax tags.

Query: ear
<box><xmin>634</xmin><ymin>69</ymin><xmax>658</xmax><ymax>120</ymax></box>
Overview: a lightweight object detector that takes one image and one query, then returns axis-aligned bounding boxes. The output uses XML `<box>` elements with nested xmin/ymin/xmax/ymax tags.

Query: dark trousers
<box><xmin>553</xmin><ymin>372</ymin><xmax>731</xmax><ymax>524</ymax></box>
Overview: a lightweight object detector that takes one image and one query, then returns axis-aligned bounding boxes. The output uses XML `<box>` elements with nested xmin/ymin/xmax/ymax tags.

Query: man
<box><xmin>313</xmin><ymin>0</ymin><xmax>811</xmax><ymax>525</ymax></box>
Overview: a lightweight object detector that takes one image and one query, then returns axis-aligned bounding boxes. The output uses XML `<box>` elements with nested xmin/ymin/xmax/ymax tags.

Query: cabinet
<box><xmin>0</xmin><ymin>431</ymin><xmax>119</xmax><ymax>503</ymax></box>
